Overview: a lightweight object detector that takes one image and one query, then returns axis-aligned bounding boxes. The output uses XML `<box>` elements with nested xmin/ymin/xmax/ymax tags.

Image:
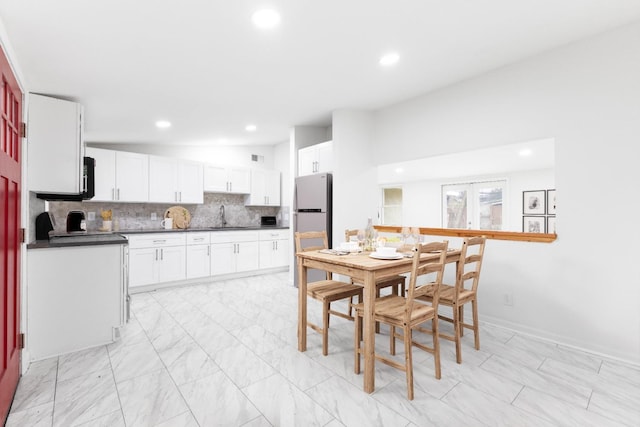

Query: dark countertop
<box><xmin>27</xmin><ymin>226</ymin><xmax>290</xmax><ymax>249</ymax></box>
<box><xmin>119</xmin><ymin>225</ymin><xmax>289</xmax><ymax>234</ymax></box>
<box><xmin>27</xmin><ymin>233</ymin><xmax>129</xmax><ymax>249</ymax></box>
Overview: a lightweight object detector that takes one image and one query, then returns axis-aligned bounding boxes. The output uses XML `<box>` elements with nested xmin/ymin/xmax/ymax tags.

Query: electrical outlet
<box><xmin>151</xmin><ymin>212</ymin><xmax>157</xmax><ymax>220</ymax></box>
<box><xmin>87</xmin><ymin>211</ymin><xmax>95</xmax><ymax>221</ymax></box>
<box><xmin>503</xmin><ymin>293</ymin><xmax>514</xmax><ymax>306</ymax></box>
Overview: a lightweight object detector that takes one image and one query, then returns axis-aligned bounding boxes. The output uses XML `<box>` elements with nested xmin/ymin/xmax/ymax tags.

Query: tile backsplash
<box><xmin>44</xmin><ymin>193</ymin><xmax>282</xmax><ymax>233</ymax></box>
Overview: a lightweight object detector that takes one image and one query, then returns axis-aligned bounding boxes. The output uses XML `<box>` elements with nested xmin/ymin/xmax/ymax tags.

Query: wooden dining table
<box><xmin>296</xmin><ymin>248</ymin><xmax>461</xmax><ymax>393</ymax></box>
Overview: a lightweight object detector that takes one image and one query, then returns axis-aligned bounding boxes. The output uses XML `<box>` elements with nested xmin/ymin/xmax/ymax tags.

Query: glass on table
<box><xmin>411</xmin><ymin>227</ymin><xmax>422</xmax><ymax>245</ymax></box>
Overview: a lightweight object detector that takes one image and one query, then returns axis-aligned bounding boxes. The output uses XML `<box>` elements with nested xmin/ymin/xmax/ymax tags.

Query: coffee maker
<box><xmin>66</xmin><ymin>210</ymin><xmax>86</xmax><ymax>232</ymax></box>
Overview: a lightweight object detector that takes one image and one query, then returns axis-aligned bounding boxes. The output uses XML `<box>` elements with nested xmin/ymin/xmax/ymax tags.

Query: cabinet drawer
<box><xmin>259</xmin><ymin>229</ymin><xmax>289</xmax><ymax>240</ymax></box>
<box><xmin>186</xmin><ymin>232</ymin><xmax>210</xmax><ymax>245</ymax></box>
<box><xmin>125</xmin><ymin>233</ymin><xmax>186</xmax><ymax>249</ymax></box>
<box><xmin>210</xmin><ymin>230</ymin><xmax>259</xmax><ymax>244</ymax></box>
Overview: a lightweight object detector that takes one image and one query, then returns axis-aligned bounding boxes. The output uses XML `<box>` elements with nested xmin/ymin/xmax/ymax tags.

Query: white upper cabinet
<box><xmin>178</xmin><ymin>160</ymin><xmax>204</xmax><ymax>203</ymax></box>
<box><xmin>86</xmin><ymin>147</ymin><xmax>149</xmax><ymax>202</ymax></box>
<box><xmin>298</xmin><ymin>140</ymin><xmax>333</xmax><ymax>176</ymax></box>
<box><xmin>28</xmin><ymin>94</ymin><xmax>84</xmax><ymax>194</ymax></box>
<box><xmin>203</xmin><ymin>165</ymin><xmax>251</xmax><ymax>194</ymax></box>
<box><xmin>149</xmin><ymin>156</ymin><xmax>203</xmax><ymax>204</ymax></box>
<box><xmin>245</xmin><ymin>169</ymin><xmax>280</xmax><ymax>206</ymax></box>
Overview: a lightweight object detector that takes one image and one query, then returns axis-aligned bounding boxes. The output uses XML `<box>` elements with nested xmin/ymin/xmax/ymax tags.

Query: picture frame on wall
<box><xmin>547</xmin><ymin>216</ymin><xmax>556</xmax><ymax>234</ymax></box>
<box><xmin>523</xmin><ymin>190</ymin><xmax>546</xmax><ymax>215</ymax></box>
<box><xmin>523</xmin><ymin>216</ymin><xmax>546</xmax><ymax>233</ymax></box>
<box><xmin>547</xmin><ymin>189</ymin><xmax>556</xmax><ymax>214</ymax></box>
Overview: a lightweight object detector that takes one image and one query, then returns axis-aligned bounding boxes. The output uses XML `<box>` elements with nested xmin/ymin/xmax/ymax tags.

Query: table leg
<box><xmin>363</xmin><ymin>270</ymin><xmax>375</xmax><ymax>393</ymax></box>
<box><xmin>297</xmin><ymin>257</ymin><xmax>307</xmax><ymax>352</ymax></box>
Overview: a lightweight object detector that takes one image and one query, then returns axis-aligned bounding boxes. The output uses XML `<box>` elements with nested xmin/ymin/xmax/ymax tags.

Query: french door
<box><xmin>442</xmin><ymin>180</ymin><xmax>506</xmax><ymax>230</ymax></box>
<box><xmin>0</xmin><ymin>45</ymin><xmax>22</xmax><ymax>423</ymax></box>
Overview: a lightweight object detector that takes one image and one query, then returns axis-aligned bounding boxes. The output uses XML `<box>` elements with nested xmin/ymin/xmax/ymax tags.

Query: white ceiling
<box><xmin>2</xmin><ymin>1</ymin><xmax>640</xmax><ymax>147</ymax></box>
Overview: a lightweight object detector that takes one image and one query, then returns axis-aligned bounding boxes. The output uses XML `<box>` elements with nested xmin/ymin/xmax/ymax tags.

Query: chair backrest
<box><xmin>454</xmin><ymin>236</ymin><xmax>486</xmax><ymax>297</ymax></box>
<box><xmin>345</xmin><ymin>229</ymin><xmax>358</xmax><ymax>242</ymax></box>
<box><xmin>295</xmin><ymin>230</ymin><xmax>332</xmax><ymax>280</ymax></box>
<box><xmin>295</xmin><ymin>230</ymin><xmax>329</xmax><ymax>253</ymax></box>
<box><xmin>405</xmin><ymin>240</ymin><xmax>449</xmax><ymax>318</ymax></box>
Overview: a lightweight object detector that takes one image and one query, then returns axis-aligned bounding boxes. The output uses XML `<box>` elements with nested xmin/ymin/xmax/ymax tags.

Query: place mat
<box><xmin>164</xmin><ymin>206</ymin><xmax>191</xmax><ymax>229</ymax></box>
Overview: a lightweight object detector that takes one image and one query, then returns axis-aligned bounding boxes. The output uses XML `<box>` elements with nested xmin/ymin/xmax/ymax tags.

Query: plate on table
<box><xmin>369</xmin><ymin>252</ymin><xmax>403</xmax><ymax>260</ymax></box>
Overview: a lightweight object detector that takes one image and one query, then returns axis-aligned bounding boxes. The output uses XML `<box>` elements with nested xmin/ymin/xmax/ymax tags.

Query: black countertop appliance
<box><xmin>66</xmin><ymin>210</ymin><xmax>86</xmax><ymax>232</ymax></box>
<box><xmin>35</xmin><ymin>212</ymin><xmax>54</xmax><ymax>240</ymax></box>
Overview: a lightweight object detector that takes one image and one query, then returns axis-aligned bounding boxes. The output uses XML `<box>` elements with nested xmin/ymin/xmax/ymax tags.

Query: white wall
<box><xmin>364</xmin><ymin>22</ymin><xmax>640</xmax><ymax>363</ymax></box>
<box><xmin>331</xmin><ymin>111</ymin><xmax>378</xmax><ymax>244</ymax></box>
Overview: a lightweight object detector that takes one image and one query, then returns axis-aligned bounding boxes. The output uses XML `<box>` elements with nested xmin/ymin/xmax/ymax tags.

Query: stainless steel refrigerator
<box><xmin>293</xmin><ymin>173</ymin><xmax>332</xmax><ymax>286</ymax></box>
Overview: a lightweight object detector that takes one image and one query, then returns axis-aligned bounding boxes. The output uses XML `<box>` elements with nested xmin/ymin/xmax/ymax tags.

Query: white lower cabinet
<box><xmin>186</xmin><ymin>232</ymin><xmax>210</xmax><ymax>279</ymax></box>
<box><xmin>210</xmin><ymin>231</ymin><xmax>259</xmax><ymax>275</ymax></box>
<box><xmin>126</xmin><ymin>233</ymin><xmax>187</xmax><ymax>288</ymax></box>
<box><xmin>126</xmin><ymin>229</ymin><xmax>287</xmax><ymax>291</ymax></box>
<box><xmin>27</xmin><ymin>244</ymin><xmax>127</xmax><ymax>360</ymax></box>
<box><xmin>259</xmin><ymin>229</ymin><xmax>290</xmax><ymax>269</ymax></box>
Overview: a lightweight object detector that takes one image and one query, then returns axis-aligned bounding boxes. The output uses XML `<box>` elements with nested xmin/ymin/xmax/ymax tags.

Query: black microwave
<box><xmin>36</xmin><ymin>156</ymin><xmax>95</xmax><ymax>201</ymax></box>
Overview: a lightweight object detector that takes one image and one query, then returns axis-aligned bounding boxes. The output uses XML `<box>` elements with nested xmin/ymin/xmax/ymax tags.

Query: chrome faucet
<box><xmin>220</xmin><ymin>205</ymin><xmax>227</xmax><ymax>228</ymax></box>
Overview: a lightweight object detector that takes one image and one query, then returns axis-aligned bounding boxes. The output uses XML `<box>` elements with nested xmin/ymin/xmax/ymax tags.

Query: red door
<box><xmin>0</xmin><ymin>44</ymin><xmax>22</xmax><ymax>423</ymax></box>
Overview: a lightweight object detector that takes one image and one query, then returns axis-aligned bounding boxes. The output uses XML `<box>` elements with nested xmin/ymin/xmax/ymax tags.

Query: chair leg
<box><xmin>405</xmin><ymin>326</ymin><xmax>414</xmax><ymax>400</ymax></box>
<box><xmin>453</xmin><ymin>303</ymin><xmax>462</xmax><ymax>364</ymax></box>
<box><xmin>390</xmin><ymin>325</ymin><xmax>396</xmax><ymax>355</ymax></box>
<box><xmin>354</xmin><ymin>313</ymin><xmax>361</xmax><ymax>374</ymax></box>
<box><xmin>375</xmin><ymin>288</ymin><xmax>381</xmax><ymax>334</ymax></box>
<box><xmin>432</xmin><ymin>317</ymin><xmax>441</xmax><ymax>379</ymax></box>
<box><xmin>472</xmin><ymin>299</ymin><xmax>480</xmax><ymax>350</ymax></box>
<box><xmin>323</xmin><ymin>301</ymin><xmax>330</xmax><ymax>356</ymax></box>
<box><xmin>458</xmin><ymin>305</ymin><xmax>464</xmax><ymax>337</ymax></box>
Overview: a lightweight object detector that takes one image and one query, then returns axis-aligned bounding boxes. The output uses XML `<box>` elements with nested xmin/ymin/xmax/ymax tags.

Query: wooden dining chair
<box><xmin>353</xmin><ymin>240</ymin><xmax>449</xmax><ymax>400</ymax></box>
<box><xmin>295</xmin><ymin>231</ymin><xmax>363</xmax><ymax>356</ymax></box>
<box><xmin>417</xmin><ymin>236</ymin><xmax>486</xmax><ymax>364</ymax></box>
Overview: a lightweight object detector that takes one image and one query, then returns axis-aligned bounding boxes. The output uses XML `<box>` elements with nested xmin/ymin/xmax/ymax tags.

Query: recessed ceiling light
<box><xmin>395</xmin><ymin>167</ymin><xmax>404</xmax><ymax>174</ymax></box>
<box><xmin>245</xmin><ymin>124</ymin><xmax>257</xmax><ymax>132</ymax></box>
<box><xmin>379</xmin><ymin>52</ymin><xmax>400</xmax><ymax>66</ymax></box>
<box><xmin>519</xmin><ymin>148</ymin><xmax>533</xmax><ymax>156</ymax></box>
<box><xmin>252</xmin><ymin>9</ymin><xmax>280</xmax><ymax>29</ymax></box>
<box><xmin>155</xmin><ymin>120</ymin><xmax>171</xmax><ymax>129</ymax></box>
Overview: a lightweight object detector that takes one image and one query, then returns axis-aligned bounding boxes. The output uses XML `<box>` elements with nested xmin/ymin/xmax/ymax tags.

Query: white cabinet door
<box><xmin>297</xmin><ymin>145</ymin><xmax>317</xmax><ymax>176</ymax></box>
<box><xmin>28</xmin><ymin>94</ymin><xmax>84</xmax><ymax>194</ymax></box>
<box><xmin>84</xmin><ymin>148</ymin><xmax>148</xmax><ymax>201</ymax></box>
<box><xmin>273</xmin><ymin>238</ymin><xmax>289</xmax><ymax>267</ymax></box>
<box><xmin>298</xmin><ymin>141</ymin><xmax>332</xmax><ymax>176</ymax></box>
<box><xmin>259</xmin><ymin>230</ymin><xmax>289</xmax><ymax>269</ymax></box>
<box><xmin>265</xmin><ymin>170</ymin><xmax>281</xmax><ymax>206</ymax></box>
<box><xmin>149</xmin><ymin>155</ymin><xmax>179</xmax><ymax>203</ymax></box>
<box><xmin>86</xmin><ymin>147</ymin><xmax>116</xmax><ymax>201</ymax></box>
<box><xmin>210</xmin><ymin>242</ymin><xmax>235</xmax><ymax>275</ymax></box>
<box><xmin>186</xmin><ymin>244</ymin><xmax>210</xmax><ymax>279</ymax></box>
<box><xmin>116</xmin><ymin>151</ymin><xmax>149</xmax><ymax>202</ymax></box>
<box><xmin>316</xmin><ymin>141</ymin><xmax>333</xmax><ymax>174</ymax></box>
<box><xmin>203</xmin><ymin>165</ymin><xmax>228</xmax><ymax>192</ymax></box>
<box><xmin>228</xmin><ymin>168</ymin><xmax>251</xmax><ymax>193</ymax></box>
<box><xmin>236</xmin><ymin>241</ymin><xmax>259</xmax><ymax>272</ymax></box>
<box><xmin>158</xmin><ymin>245</ymin><xmax>186</xmax><ymax>282</ymax></box>
<box><xmin>204</xmin><ymin>165</ymin><xmax>250</xmax><ymax>194</ymax></box>
<box><xmin>129</xmin><ymin>247</ymin><xmax>158</xmax><ymax>288</ymax></box>
<box><xmin>246</xmin><ymin>169</ymin><xmax>280</xmax><ymax>206</ymax></box>
<box><xmin>178</xmin><ymin>160</ymin><xmax>204</xmax><ymax>203</ymax></box>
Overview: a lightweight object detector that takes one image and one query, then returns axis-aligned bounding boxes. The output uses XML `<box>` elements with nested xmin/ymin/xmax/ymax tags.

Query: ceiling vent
<box><xmin>251</xmin><ymin>154</ymin><xmax>264</xmax><ymax>163</ymax></box>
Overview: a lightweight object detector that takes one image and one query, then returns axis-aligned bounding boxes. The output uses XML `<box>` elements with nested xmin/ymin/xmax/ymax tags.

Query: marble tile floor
<box><xmin>6</xmin><ymin>272</ymin><xmax>640</xmax><ymax>426</ymax></box>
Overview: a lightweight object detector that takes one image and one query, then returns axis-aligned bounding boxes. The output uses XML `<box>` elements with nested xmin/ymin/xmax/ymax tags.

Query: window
<box><xmin>381</xmin><ymin>187</ymin><xmax>402</xmax><ymax>225</ymax></box>
<box><xmin>442</xmin><ymin>180</ymin><xmax>506</xmax><ymax>230</ymax></box>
